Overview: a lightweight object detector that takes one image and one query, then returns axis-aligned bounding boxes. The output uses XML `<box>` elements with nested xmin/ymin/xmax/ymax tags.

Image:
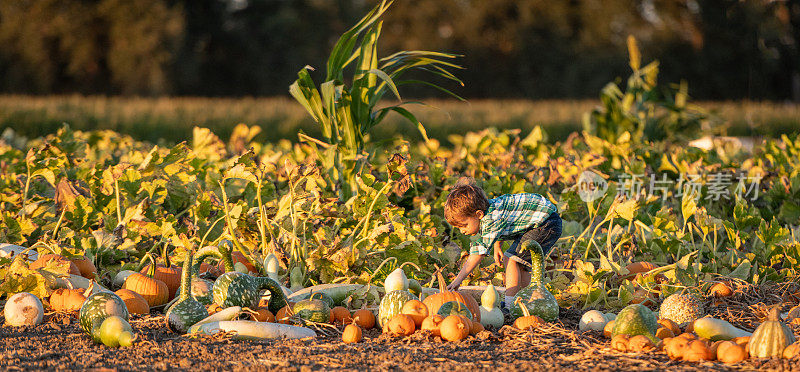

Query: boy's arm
<box><xmin>446</xmin><ymin>253</ymin><xmax>483</xmax><ymax>290</ymax></box>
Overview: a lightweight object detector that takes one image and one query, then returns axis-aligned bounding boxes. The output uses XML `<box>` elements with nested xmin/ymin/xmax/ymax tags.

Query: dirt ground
<box><xmin>0</xmin><ymin>309</ymin><xmax>796</xmax><ymax>371</ymax></box>
<box><xmin>2</xmin><ymin>285</ymin><xmax>800</xmax><ymax>371</ymax></box>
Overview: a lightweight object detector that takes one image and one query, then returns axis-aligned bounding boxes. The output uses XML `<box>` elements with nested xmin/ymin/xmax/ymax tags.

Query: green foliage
<box><xmin>584</xmin><ymin>36</ymin><xmax>711</xmax><ymax>143</ymax></box>
<box><xmin>290</xmin><ymin>0</ymin><xmax>463</xmax><ymax>200</ymax></box>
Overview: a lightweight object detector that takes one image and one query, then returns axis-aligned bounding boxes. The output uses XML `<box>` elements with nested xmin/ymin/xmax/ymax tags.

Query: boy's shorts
<box><xmin>503</xmin><ymin>212</ymin><xmax>562</xmax><ymax>271</ymax></box>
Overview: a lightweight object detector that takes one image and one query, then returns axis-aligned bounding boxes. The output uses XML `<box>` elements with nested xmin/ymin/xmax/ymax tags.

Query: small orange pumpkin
<box><xmin>252</xmin><ymin>308</ymin><xmax>275</xmax><ymax>322</ymax></box>
<box><xmin>331</xmin><ymin>306</ymin><xmax>352</xmax><ymax>325</ymax></box>
<box><xmin>30</xmin><ymin>254</ymin><xmax>80</xmax><ymax>276</ymax></box>
<box><xmin>422</xmin><ymin>271</ymin><xmax>481</xmax><ymax>323</ymax></box>
<box><xmin>603</xmin><ymin>320</ymin><xmax>615</xmax><ymax>338</ymax></box>
<box><xmin>50</xmin><ymin>288</ymin><xmax>87</xmax><ymax>312</ymax></box>
<box><xmin>115</xmin><ymin>288</ymin><xmax>150</xmax><ymax>315</ymax></box>
<box><xmin>400</xmin><ymin>299</ymin><xmax>428</xmax><ymax>327</ymax></box>
<box><xmin>385</xmin><ymin>314</ymin><xmax>416</xmax><ymax>337</ymax></box>
<box><xmin>628</xmin><ymin>335</ymin><xmax>655</xmax><ymax>352</ymax></box>
<box><xmin>513</xmin><ymin>297</ymin><xmax>544</xmax><ymax>330</ymax></box>
<box><xmin>342</xmin><ymin>323</ymin><xmax>362</xmax><ymax>343</ymax></box>
<box><xmin>353</xmin><ymin>308</ymin><xmax>376</xmax><ymax>329</ymax></box>
<box><xmin>421</xmin><ymin>315</ymin><xmax>444</xmax><ymax>336</ymax></box>
<box><xmin>717</xmin><ymin>341</ymin><xmax>747</xmax><ymax>363</ymax></box>
<box><xmin>657</xmin><ymin>318</ymin><xmax>681</xmax><ymax>336</ymax></box>
<box><xmin>709</xmin><ymin>282</ymin><xmax>733</xmax><ymax>298</ymax></box>
<box><xmin>70</xmin><ymin>256</ymin><xmax>98</xmax><ymax>279</ymax></box>
<box><xmin>655</xmin><ymin>327</ymin><xmax>674</xmax><ymax>339</ymax></box>
<box><xmin>683</xmin><ymin>340</ymin><xmax>713</xmax><ymax>361</ymax></box>
<box><xmin>611</xmin><ymin>334</ymin><xmax>630</xmax><ymax>352</ymax></box>
<box><xmin>621</xmin><ymin>261</ymin><xmax>658</xmax><ymax>280</ymax></box>
<box><xmin>470</xmin><ymin>320</ymin><xmax>484</xmax><ymax>335</ymax></box>
<box><xmin>439</xmin><ymin>315</ymin><xmax>470</xmax><ymax>342</ymax></box>
<box><xmin>122</xmin><ymin>272</ymin><xmax>169</xmax><ymax>307</ymax></box>
<box><xmin>276</xmin><ymin>305</ymin><xmax>294</xmax><ymax>324</ymax></box>
<box><xmin>784</xmin><ymin>342</ymin><xmax>800</xmax><ymax>359</ymax></box>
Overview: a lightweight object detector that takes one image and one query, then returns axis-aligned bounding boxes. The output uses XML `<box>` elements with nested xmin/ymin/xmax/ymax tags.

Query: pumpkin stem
<box><xmin>432</xmin><ymin>264</ymin><xmax>446</xmax><ymax>292</ymax></box>
<box><xmin>515</xmin><ymin>297</ymin><xmax>531</xmax><ymax>318</ymax></box>
<box><xmin>161</xmin><ymin>240</ymin><xmax>172</xmax><ymax>269</ymax></box>
<box><xmin>144</xmin><ymin>253</ymin><xmax>157</xmax><ymax>278</ymax></box>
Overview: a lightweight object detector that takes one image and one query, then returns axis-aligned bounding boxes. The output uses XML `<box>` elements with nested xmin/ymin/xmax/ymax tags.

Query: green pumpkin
<box><xmin>166</xmin><ymin>248</ymin><xmax>209</xmax><ymax>334</ymax></box>
<box><xmin>510</xmin><ymin>241</ymin><xmax>559</xmax><ymax>322</ymax></box>
<box><xmin>79</xmin><ymin>292</ymin><xmax>129</xmax><ymax>343</ymax></box>
<box><xmin>293</xmin><ymin>299</ymin><xmax>331</xmax><ymax>323</ymax></box>
<box><xmin>308</xmin><ymin>292</ymin><xmax>335</xmax><ymax>309</ymax></box>
<box><xmin>378</xmin><ymin>290</ymin><xmax>416</xmax><ymax>327</ymax></box>
<box><xmin>611</xmin><ymin>304</ymin><xmax>659</xmax><ymax>343</ymax></box>
<box><xmin>748</xmin><ymin>307</ymin><xmax>797</xmax><ymax>358</ymax></box>
<box><xmin>437</xmin><ymin>300</ymin><xmax>474</xmax><ymax>321</ymax></box>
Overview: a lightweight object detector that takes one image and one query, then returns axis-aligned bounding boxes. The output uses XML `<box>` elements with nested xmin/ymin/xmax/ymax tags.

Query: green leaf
<box><xmin>728</xmin><ymin>259</ymin><xmax>752</xmax><ymax>280</ymax></box>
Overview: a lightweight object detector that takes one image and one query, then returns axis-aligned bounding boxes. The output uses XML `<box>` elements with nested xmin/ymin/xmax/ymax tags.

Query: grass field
<box><xmin>1</xmin><ymin>95</ymin><xmax>799</xmax><ymax>144</ymax></box>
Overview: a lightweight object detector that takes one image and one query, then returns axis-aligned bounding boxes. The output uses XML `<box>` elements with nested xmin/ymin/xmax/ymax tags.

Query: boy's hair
<box><xmin>444</xmin><ymin>177</ymin><xmax>489</xmax><ymax>223</ymax></box>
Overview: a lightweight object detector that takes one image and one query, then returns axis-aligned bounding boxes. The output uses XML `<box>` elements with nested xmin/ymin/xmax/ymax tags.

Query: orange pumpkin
<box><xmin>439</xmin><ymin>315</ymin><xmax>470</xmax><ymax>341</ymax></box>
<box><xmin>513</xmin><ymin>297</ymin><xmax>544</xmax><ymax>330</ymax></box>
<box><xmin>611</xmin><ymin>334</ymin><xmax>630</xmax><ymax>352</ymax></box>
<box><xmin>70</xmin><ymin>256</ymin><xmax>98</xmax><ymax>279</ymax></box>
<box><xmin>141</xmin><ymin>264</ymin><xmax>181</xmax><ymax>300</ymax></box>
<box><xmin>331</xmin><ymin>306</ymin><xmax>352</xmax><ymax>325</ymax></box>
<box><xmin>421</xmin><ymin>315</ymin><xmax>444</xmax><ymax>336</ymax></box>
<box><xmin>30</xmin><ymin>254</ymin><xmax>80</xmax><ymax>276</ymax></box>
<box><xmin>718</xmin><ymin>341</ymin><xmax>748</xmax><ymax>363</ymax></box>
<box><xmin>709</xmin><ymin>282</ymin><xmax>733</xmax><ymax>298</ymax></box>
<box><xmin>252</xmin><ymin>308</ymin><xmax>275</xmax><ymax>322</ymax></box>
<box><xmin>122</xmin><ymin>272</ymin><xmax>169</xmax><ymax>306</ymax></box>
<box><xmin>115</xmin><ymin>288</ymin><xmax>150</xmax><ymax>315</ymax></box>
<box><xmin>385</xmin><ymin>314</ymin><xmax>416</xmax><ymax>336</ymax></box>
<box><xmin>276</xmin><ymin>305</ymin><xmax>294</xmax><ymax>324</ymax></box>
<box><xmin>423</xmin><ymin>272</ymin><xmax>480</xmax><ymax>323</ymax></box>
<box><xmin>342</xmin><ymin>323</ymin><xmax>362</xmax><ymax>343</ymax></box>
<box><xmin>50</xmin><ymin>288</ymin><xmax>87</xmax><ymax>312</ymax></box>
<box><xmin>658</xmin><ymin>319</ymin><xmax>681</xmax><ymax>336</ymax></box>
<box><xmin>683</xmin><ymin>340</ymin><xmax>713</xmax><ymax>361</ymax></box>
<box><xmin>353</xmin><ymin>308</ymin><xmax>376</xmax><ymax>329</ymax></box>
<box><xmin>400</xmin><ymin>300</ymin><xmax>428</xmax><ymax>327</ymax></box>
<box><xmin>621</xmin><ymin>261</ymin><xmax>658</xmax><ymax>280</ymax></box>
<box><xmin>470</xmin><ymin>320</ymin><xmax>484</xmax><ymax>335</ymax></box>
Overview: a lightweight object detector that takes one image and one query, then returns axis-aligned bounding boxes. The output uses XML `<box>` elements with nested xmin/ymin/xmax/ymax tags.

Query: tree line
<box><xmin>0</xmin><ymin>0</ymin><xmax>797</xmax><ymax>100</ymax></box>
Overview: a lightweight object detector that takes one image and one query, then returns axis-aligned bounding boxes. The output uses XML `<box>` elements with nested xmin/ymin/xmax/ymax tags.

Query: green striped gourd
<box><xmin>293</xmin><ymin>299</ymin><xmax>331</xmax><ymax>323</ymax></box>
<box><xmin>438</xmin><ymin>300</ymin><xmax>474</xmax><ymax>321</ymax></box>
<box><xmin>378</xmin><ymin>290</ymin><xmax>416</xmax><ymax>327</ymax></box>
<box><xmin>193</xmin><ymin>244</ymin><xmax>286</xmax><ymax>313</ymax></box>
<box><xmin>79</xmin><ymin>292</ymin><xmax>129</xmax><ymax>343</ymax></box>
<box><xmin>308</xmin><ymin>292</ymin><xmax>335</xmax><ymax>308</ymax></box>
<box><xmin>510</xmin><ymin>240</ymin><xmax>559</xmax><ymax>322</ymax></box>
<box><xmin>611</xmin><ymin>303</ymin><xmax>659</xmax><ymax>343</ymax></box>
<box><xmin>165</xmin><ymin>248</ymin><xmax>209</xmax><ymax>333</ymax></box>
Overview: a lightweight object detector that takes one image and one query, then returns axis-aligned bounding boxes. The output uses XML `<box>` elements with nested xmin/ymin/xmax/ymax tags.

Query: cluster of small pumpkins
<box><xmin>603</xmin><ymin>307</ymin><xmax>800</xmax><ymax>364</ymax></box>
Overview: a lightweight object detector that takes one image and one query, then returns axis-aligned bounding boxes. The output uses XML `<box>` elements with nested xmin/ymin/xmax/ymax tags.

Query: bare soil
<box><xmin>2</xmin><ymin>287</ymin><xmax>800</xmax><ymax>371</ymax></box>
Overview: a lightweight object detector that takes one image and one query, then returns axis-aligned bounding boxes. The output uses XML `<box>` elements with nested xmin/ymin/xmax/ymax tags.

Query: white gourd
<box><xmin>263</xmin><ymin>253</ymin><xmax>280</xmax><ymax>282</ymax></box>
<box><xmin>579</xmin><ymin>310</ymin><xmax>608</xmax><ymax>331</ymax></box>
<box><xmin>384</xmin><ymin>268</ymin><xmax>409</xmax><ymax>293</ymax></box>
<box><xmin>4</xmin><ymin>292</ymin><xmax>44</xmax><ymax>326</ymax></box>
<box><xmin>479</xmin><ymin>284</ymin><xmax>504</xmax><ymax>329</ymax></box>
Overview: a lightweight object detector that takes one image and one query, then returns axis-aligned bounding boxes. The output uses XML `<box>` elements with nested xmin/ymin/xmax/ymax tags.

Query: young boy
<box><xmin>444</xmin><ymin>178</ymin><xmax>562</xmax><ymax>301</ymax></box>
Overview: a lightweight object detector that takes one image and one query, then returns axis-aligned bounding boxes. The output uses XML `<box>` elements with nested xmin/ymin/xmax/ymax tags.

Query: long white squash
<box><xmin>192</xmin><ymin>320</ymin><xmax>316</xmax><ymax>340</ymax></box>
<box><xmin>188</xmin><ymin>306</ymin><xmax>243</xmax><ymax>333</ymax></box>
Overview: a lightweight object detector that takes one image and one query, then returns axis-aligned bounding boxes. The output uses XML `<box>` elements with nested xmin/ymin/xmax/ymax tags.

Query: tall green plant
<box><xmin>289</xmin><ymin>0</ymin><xmax>463</xmax><ymax>200</ymax></box>
<box><xmin>584</xmin><ymin>35</ymin><xmax>709</xmax><ymax>143</ymax></box>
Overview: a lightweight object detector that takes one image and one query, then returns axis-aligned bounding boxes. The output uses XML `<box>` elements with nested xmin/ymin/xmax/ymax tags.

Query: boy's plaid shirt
<box><xmin>469</xmin><ymin>193</ymin><xmax>558</xmax><ymax>255</ymax></box>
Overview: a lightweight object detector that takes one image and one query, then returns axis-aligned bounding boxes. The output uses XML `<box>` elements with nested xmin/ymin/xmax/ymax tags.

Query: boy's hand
<box><xmin>493</xmin><ymin>242</ymin><xmax>504</xmax><ymax>267</ymax></box>
<box><xmin>446</xmin><ymin>278</ymin><xmax>462</xmax><ymax>291</ymax></box>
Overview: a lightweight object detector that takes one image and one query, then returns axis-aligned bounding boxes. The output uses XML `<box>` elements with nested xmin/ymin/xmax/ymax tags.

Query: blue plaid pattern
<box><xmin>469</xmin><ymin>193</ymin><xmax>558</xmax><ymax>256</ymax></box>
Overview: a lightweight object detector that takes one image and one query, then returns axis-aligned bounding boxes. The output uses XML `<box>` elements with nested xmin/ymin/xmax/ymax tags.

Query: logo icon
<box><xmin>577</xmin><ymin>170</ymin><xmax>608</xmax><ymax>202</ymax></box>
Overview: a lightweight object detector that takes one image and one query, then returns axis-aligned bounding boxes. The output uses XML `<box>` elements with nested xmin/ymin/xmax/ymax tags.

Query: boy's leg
<box><xmin>504</xmin><ymin>258</ymin><xmax>530</xmax><ymax>298</ymax></box>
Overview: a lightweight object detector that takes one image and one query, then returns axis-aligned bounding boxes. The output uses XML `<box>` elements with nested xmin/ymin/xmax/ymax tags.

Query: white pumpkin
<box><xmin>0</xmin><ymin>243</ymin><xmax>37</xmax><ymax>261</ymax></box>
<box><xmin>263</xmin><ymin>253</ymin><xmax>280</xmax><ymax>282</ymax></box>
<box><xmin>112</xmin><ymin>270</ymin><xmax>137</xmax><ymax>289</ymax></box>
<box><xmin>384</xmin><ymin>268</ymin><xmax>409</xmax><ymax>293</ymax></box>
<box><xmin>579</xmin><ymin>309</ymin><xmax>608</xmax><ymax>331</ymax></box>
<box><xmin>4</xmin><ymin>292</ymin><xmax>44</xmax><ymax>326</ymax></box>
<box><xmin>479</xmin><ymin>284</ymin><xmax>505</xmax><ymax>329</ymax></box>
